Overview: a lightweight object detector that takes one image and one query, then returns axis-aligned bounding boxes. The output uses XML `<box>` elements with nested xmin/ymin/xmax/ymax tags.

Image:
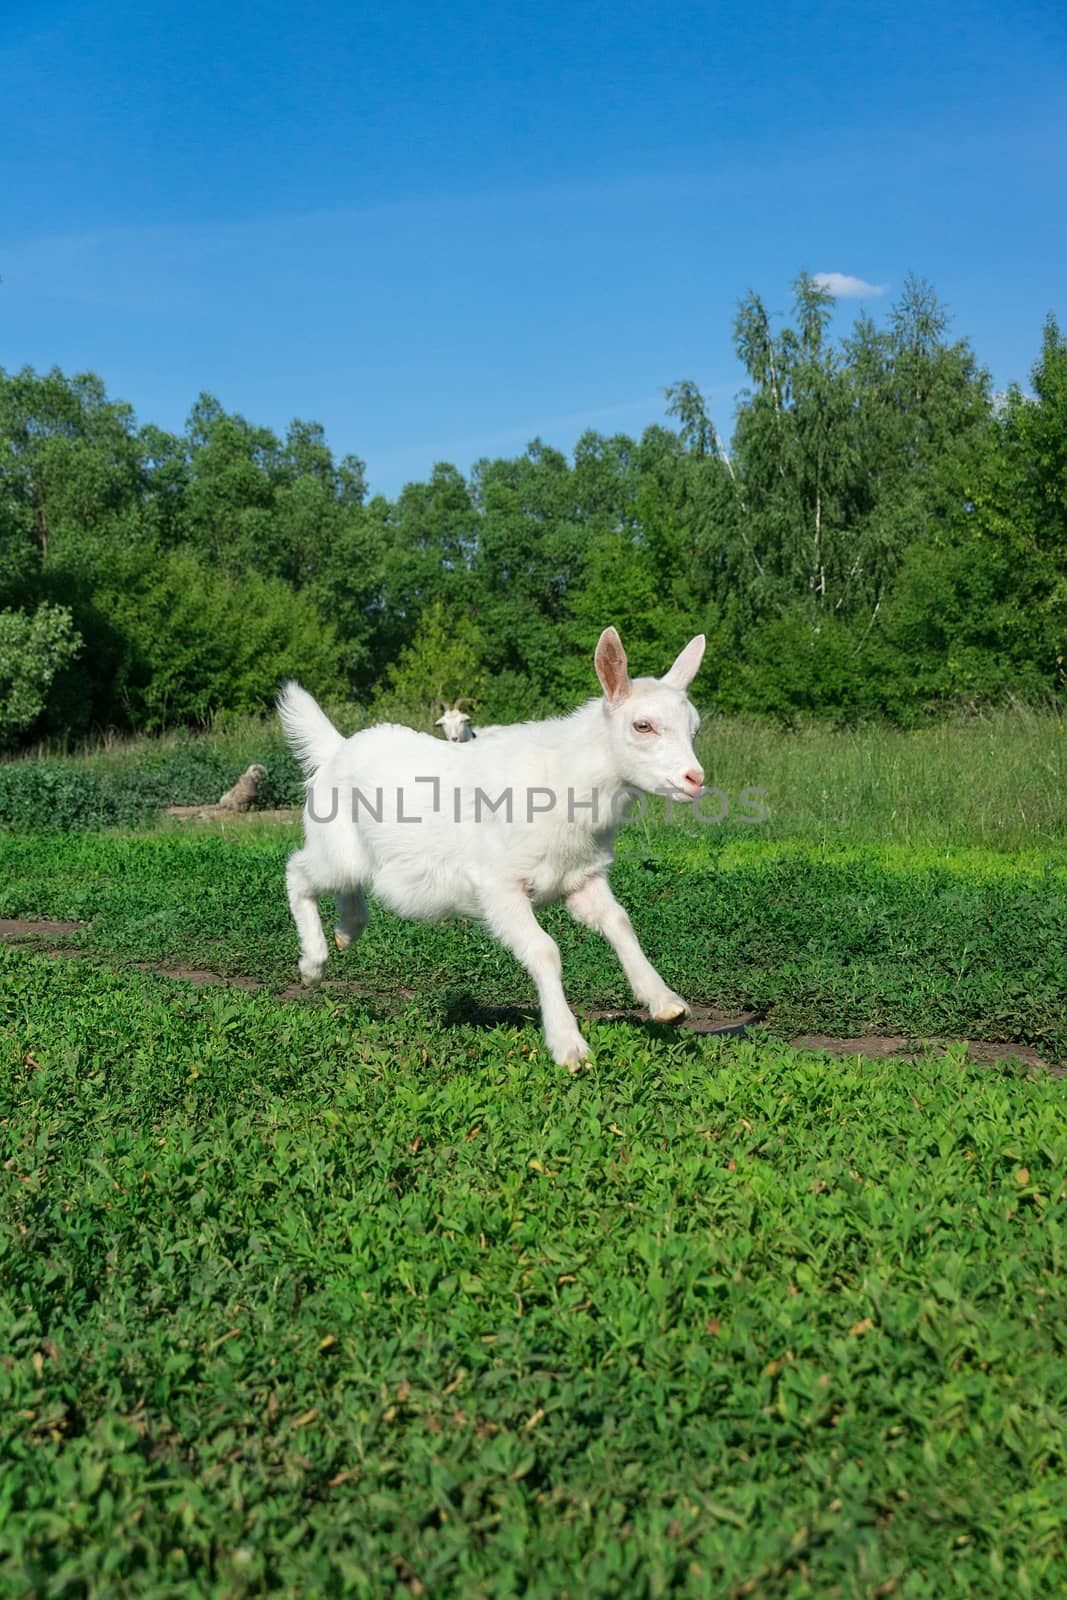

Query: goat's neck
<box><xmin>541</xmin><ymin>701</ymin><xmax>627</xmax><ymax>834</ymax></box>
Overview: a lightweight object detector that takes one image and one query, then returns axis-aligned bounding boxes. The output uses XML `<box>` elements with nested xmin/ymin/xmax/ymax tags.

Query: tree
<box><xmin>470</xmin><ymin>440</ymin><xmax>597</xmax><ymax>701</ymax></box>
<box><xmin>377</xmin><ymin>463</ymin><xmax>479</xmax><ymax>670</ymax></box>
<box><xmin>0</xmin><ymin>366</ymin><xmax>143</xmax><ymax>578</ymax></box>
<box><xmin>730</xmin><ymin>273</ymin><xmax>878</xmax><ymax>621</ymax></box>
<box><xmin>898</xmin><ymin>312</ymin><xmax>1067</xmax><ymax>709</ymax></box>
<box><xmin>370</xmin><ymin>598</ymin><xmax>490</xmax><ymax>724</ymax></box>
<box><xmin>91</xmin><ymin>545</ymin><xmax>345</xmax><ymax>730</ymax></box>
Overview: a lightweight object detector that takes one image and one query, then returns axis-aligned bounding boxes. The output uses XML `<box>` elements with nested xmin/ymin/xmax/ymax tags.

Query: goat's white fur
<box><xmin>279</xmin><ymin>628</ymin><xmax>705</xmax><ymax>1069</ymax></box>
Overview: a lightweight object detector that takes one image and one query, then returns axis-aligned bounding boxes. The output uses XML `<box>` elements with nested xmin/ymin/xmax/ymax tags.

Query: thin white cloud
<box><xmin>813</xmin><ymin>271</ymin><xmax>888</xmax><ymax>299</ymax></box>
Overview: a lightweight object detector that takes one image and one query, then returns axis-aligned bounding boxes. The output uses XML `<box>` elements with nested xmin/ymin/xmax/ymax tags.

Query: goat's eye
<box><xmin>632</xmin><ymin>719</ymin><xmax>654</xmax><ymax>734</ymax></box>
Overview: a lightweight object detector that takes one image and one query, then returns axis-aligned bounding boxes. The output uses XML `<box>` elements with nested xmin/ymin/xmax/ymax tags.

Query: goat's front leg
<box><xmin>479</xmin><ymin>885</ymin><xmax>590</xmax><ymax>1071</ymax></box>
<box><xmin>566</xmin><ymin>874</ymin><xmax>690</xmax><ymax>1024</ymax></box>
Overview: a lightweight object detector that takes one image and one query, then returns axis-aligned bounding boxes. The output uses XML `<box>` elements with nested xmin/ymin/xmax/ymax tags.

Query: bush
<box><xmin>872</xmin><ymin>537</ymin><xmax>1064</xmax><ymax>712</ymax></box>
<box><xmin>0</xmin><ymin>761</ymin><xmax>153</xmax><ymax>830</ymax></box>
<box><xmin>0</xmin><ymin>728</ymin><xmax>311</xmax><ymax>831</ymax></box>
<box><xmin>718</xmin><ymin>606</ymin><xmax>877</xmax><ymax>725</ymax></box>
<box><xmin>0</xmin><ymin>602</ymin><xmax>82</xmax><ymax>746</ymax></box>
<box><xmin>85</xmin><ymin>545</ymin><xmax>347</xmax><ymax>732</ymax></box>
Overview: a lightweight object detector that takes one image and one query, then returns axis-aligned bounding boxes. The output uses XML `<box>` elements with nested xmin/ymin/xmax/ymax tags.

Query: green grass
<box><xmin>2</xmin><ymin>953</ymin><xmax>1065</xmax><ymax>1597</ymax></box>
<box><xmin>2</xmin><ymin>705</ymin><xmax>1065</xmax><ymax>848</ymax></box>
<box><xmin>2</xmin><ymin>714</ymin><xmax>1066</xmax><ymax>1596</ymax></box>
<box><xmin>1</xmin><ymin>825</ymin><xmax>1065</xmax><ymax>1056</ymax></box>
<box><xmin>696</xmin><ymin>706</ymin><xmax>1067</xmax><ymax>851</ymax></box>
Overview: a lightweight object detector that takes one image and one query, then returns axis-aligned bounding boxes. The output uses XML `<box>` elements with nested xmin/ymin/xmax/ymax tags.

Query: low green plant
<box><xmin>2</xmin><ymin>824</ymin><xmax>1065</xmax><ymax>1055</ymax></box>
<box><xmin>0</xmin><ymin>949</ymin><xmax>1064</xmax><ymax>1598</ymax></box>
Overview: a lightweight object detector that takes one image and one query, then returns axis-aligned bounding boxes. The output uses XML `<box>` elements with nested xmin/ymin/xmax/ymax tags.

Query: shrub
<box><xmin>0</xmin><ymin>602</ymin><xmax>82</xmax><ymax>746</ymax></box>
<box><xmin>0</xmin><ymin>731</ymin><xmax>309</xmax><ymax>831</ymax></box>
<box><xmin>90</xmin><ymin>546</ymin><xmax>348</xmax><ymax>731</ymax></box>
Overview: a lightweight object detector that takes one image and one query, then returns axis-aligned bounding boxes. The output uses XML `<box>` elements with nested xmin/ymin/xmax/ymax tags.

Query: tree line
<box><xmin>1</xmin><ymin>272</ymin><xmax>1064</xmax><ymax>748</ymax></box>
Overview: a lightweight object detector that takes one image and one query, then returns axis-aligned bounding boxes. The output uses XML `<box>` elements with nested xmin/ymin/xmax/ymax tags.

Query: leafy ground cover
<box><xmin>1</xmin><ymin>950</ymin><xmax>1065</xmax><ymax>1598</ymax></box>
<box><xmin>1</xmin><ymin>794</ymin><xmax>1065</xmax><ymax>1595</ymax></box>
<box><xmin>1</xmin><ymin>824</ymin><xmax>1064</xmax><ymax>1056</ymax></box>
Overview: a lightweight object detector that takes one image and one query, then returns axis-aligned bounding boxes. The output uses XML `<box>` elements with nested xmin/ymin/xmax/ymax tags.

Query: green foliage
<box><xmin>371</xmin><ymin>598</ymin><xmax>490</xmax><ymax>726</ymax></box>
<box><xmin>0</xmin><ymin>603</ymin><xmax>81</xmax><ymax>746</ymax></box>
<box><xmin>0</xmin><ymin>761</ymin><xmax>155</xmax><ymax>830</ymax></box>
<box><xmin>1</xmin><ymin>281</ymin><xmax>1065</xmax><ymax>746</ymax></box>
<box><xmin>89</xmin><ymin>545</ymin><xmax>346</xmax><ymax>730</ymax></box>
<box><xmin>0</xmin><ymin>366</ymin><xmax>143</xmax><ymax>583</ymax></box>
<box><xmin>0</xmin><ymin>822</ymin><xmax>1065</xmax><ymax>1595</ymax></box>
<box><xmin>723</xmin><ymin>273</ymin><xmax>992</xmax><ymax>630</ymax></box>
<box><xmin>872</xmin><ymin>537</ymin><xmax>1060</xmax><ymax>711</ymax></box>
<box><xmin>719</xmin><ymin>605</ymin><xmax>874</xmax><ymax>723</ymax></box>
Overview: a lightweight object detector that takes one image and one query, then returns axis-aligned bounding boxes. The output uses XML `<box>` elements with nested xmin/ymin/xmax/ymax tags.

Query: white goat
<box><xmin>434</xmin><ymin>696</ymin><xmax>476</xmax><ymax>742</ymax></box>
<box><xmin>279</xmin><ymin>628</ymin><xmax>705</xmax><ymax>1069</ymax></box>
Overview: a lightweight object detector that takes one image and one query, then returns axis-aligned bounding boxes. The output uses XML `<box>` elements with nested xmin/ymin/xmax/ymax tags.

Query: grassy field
<box><xmin>1</xmin><ymin>714</ymin><xmax>1066</xmax><ymax>1596</ymax></box>
<box><xmin>3</xmin><ymin>703</ymin><xmax>1065</xmax><ymax>849</ymax></box>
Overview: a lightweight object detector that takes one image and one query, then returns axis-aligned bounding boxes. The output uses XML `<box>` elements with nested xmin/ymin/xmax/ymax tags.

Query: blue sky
<box><xmin>4</xmin><ymin>0</ymin><xmax>1065</xmax><ymax>497</ymax></box>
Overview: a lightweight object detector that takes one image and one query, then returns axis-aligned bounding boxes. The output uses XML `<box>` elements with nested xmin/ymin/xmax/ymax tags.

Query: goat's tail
<box><xmin>277</xmin><ymin>681</ymin><xmax>344</xmax><ymax>777</ymax></box>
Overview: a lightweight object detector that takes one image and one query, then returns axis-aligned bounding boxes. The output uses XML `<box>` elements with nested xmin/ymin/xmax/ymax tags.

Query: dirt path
<box><xmin>1</xmin><ymin>920</ymin><xmax>1061</xmax><ymax>1074</ymax></box>
<box><xmin>163</xmin><ymin>806</ymin><xmax>298</xmax><ymax>822</ymax></box>
<box><xmin>0</xmin><ymin>918</ymin><xmax>87</xmax><ymax>938</ymax></box>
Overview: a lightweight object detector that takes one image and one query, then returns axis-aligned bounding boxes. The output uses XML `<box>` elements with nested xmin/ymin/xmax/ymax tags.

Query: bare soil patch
<box><xmin>0</xmin><ymin>918</ymin><xmax>86</xmax><ymax>939</ymax></box>
<box><xmin>132</xmin><ymin>962</ymin><xmax>263</xmax><ymax>991</ymax></box>
<box><xmin>787</xmin><ymin>1033</ymin><xmax>1060</xmax><ymax>1076</ymax></box>
<box><xmin>588</xmin><ymin>1003</ymin><xmax>760</xmax><ymax>1040</ymax></box>
<box><xmin>163</xmin><ymin>806</ymin><xmax>298</xmax><ymax>822</ymax></box>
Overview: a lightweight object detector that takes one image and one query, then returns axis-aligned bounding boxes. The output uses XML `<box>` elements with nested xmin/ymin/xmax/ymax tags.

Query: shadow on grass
<box><xmin>441</xmin><ymin>990</ymin><xmax>762</xmax><ymax>1042</ymax></box>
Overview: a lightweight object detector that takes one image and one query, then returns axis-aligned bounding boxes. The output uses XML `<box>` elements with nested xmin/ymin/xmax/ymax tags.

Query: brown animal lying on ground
<box><xmin>218</xmin><ymin>763</ymin><xmax>268</xmax><ymax>811</ymax></box>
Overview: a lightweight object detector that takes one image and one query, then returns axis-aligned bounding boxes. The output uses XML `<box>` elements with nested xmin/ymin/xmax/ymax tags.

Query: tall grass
<box><xmin>2</xmin><ymin>705</ymin><xmax>1064</xmax><ymax>849</ymax></box>
<box><xmin>696</xmin><ymin>707</ymin><xmax>1067</xmax><ymax>851</ymax></box>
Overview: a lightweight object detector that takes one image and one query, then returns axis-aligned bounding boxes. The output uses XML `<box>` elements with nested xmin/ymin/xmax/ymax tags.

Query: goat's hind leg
<box><xmin>286</xmin><ymin>849</ymin><xmax>331</xmax><ymax>986</ymax></box>
<box><xmin>334</xmin><ymin>887</ymin><xmax>369</xmax><ymax>951</ymax></box>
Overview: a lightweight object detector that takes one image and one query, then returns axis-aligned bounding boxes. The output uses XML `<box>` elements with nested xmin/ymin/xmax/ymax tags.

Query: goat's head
<box><xmin>434</xmin><ymin>697</ymin><xmax>475</xmax><ymax>742</ymax></box>
<box><xmin>594</xmin><ymin>628</ymin><xmax>705</xmax><ymax>800</ymax></box>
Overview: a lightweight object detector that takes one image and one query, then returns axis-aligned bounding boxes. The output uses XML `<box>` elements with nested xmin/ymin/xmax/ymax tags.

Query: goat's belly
<box><xmin>370</xmin><ymin>861</ymin><xmax>482</xmax><ymax>923</ymax></box>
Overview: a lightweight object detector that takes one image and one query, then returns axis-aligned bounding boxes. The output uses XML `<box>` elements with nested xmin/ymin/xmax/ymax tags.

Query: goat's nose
<box><xmin>682</xmin><ymin>767</ymin><xmax>704</xmax><ymax>797</ymax></box>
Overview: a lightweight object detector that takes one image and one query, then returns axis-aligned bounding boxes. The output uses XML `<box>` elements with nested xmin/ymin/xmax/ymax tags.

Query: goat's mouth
<box><xmin>663</xmin><ymin>779</ymin><xmax>704</xmax><ymax>801</ymax></box>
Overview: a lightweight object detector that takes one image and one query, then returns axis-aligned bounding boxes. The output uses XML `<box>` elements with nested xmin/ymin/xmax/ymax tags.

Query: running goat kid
<box><xmin>279</xmin><ymin>627</ymin><xmax>705</xmax><ymax>1069</ymax></box>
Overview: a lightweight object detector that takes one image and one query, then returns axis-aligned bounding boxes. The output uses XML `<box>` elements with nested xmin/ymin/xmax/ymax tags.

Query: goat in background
<box><xmin>279</xmin><ymin>627</ymin><xmax>705</xmax><ymax>1069</ymax></box>
<box><xmin>434</xmin><ymin>695</ymin><xmax>477</xmax><ymax>742</ymax></box>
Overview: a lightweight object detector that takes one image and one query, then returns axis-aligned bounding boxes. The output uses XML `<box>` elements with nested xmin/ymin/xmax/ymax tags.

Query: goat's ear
<box><xmin>661</xmin><ymin>634</ymin><xmax>706</xmax><ymax>692</ymax></box>
<box><xmin>434</xmin><ymin>715</ymin><xmax>446</xmax><ymax>726</ymax></box>
<box><xmin>595</xmin><ymin>626</ymin><xmax>631</xmax><ymax>705</ymax></box>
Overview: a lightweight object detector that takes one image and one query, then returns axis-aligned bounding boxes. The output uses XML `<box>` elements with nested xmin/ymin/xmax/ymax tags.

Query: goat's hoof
<box><xmin>299</xmin><ymin>962</ymin><xmax>325</xmax><ymax>987</ymax></box>
<box><xmin>554</xmin><ymin>1035</ymin><xmax>591</xmax><ymax>1071</ymax></box>
<box><xmin>334</xmin><ymin>929</ymin><xmax>351</xmax><ymax>950</ymax></box>
<box><xmin>650</xmin><ymin>994</ymin><xmax>690</xmax><ymax>1025</ymax></box>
